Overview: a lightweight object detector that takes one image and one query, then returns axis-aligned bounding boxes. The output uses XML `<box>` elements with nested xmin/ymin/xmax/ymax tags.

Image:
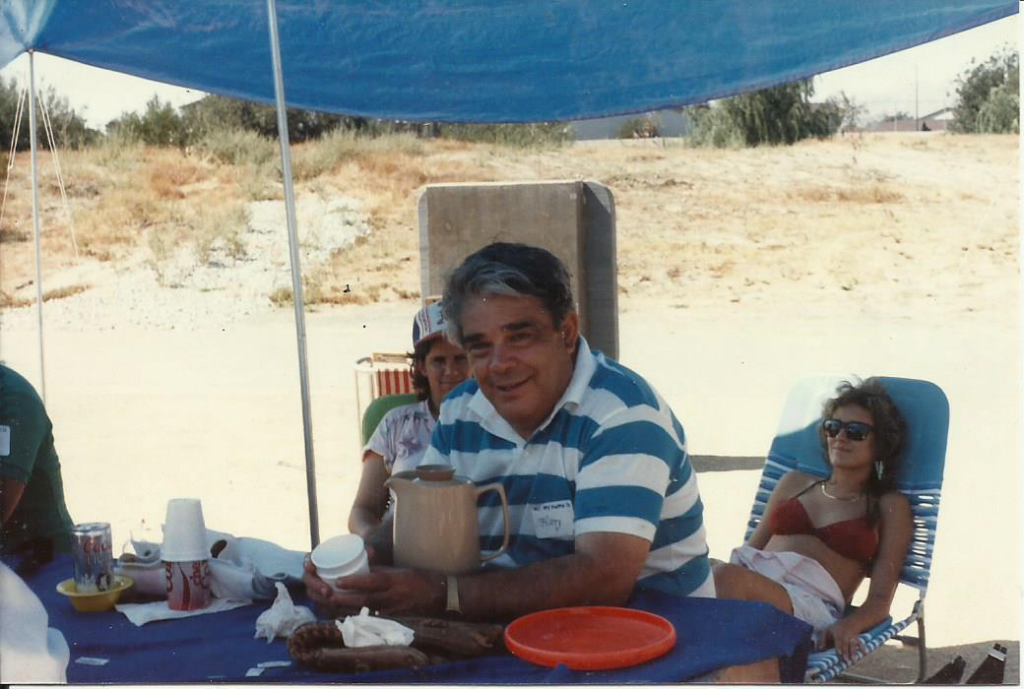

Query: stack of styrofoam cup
<box><xmin>311</xmin><ymin>535</ymin><xmax>369</xmax><ymax>592</ymax></box>
<box><xmin>161</xmin><ymin>498</ymin><xmax>212</xmax><ymax>611</ymax></box>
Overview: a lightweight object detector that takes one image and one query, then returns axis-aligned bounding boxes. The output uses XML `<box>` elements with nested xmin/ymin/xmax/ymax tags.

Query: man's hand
<box><xmin>302</xmin><ymin>556</ymin><xmax>445</xmax><ymax>617</ymax></box>
<box><xmin>327</xmin><ymin>567</ymin><xmax>447</xmax><ymax>617</ymax></box>
<box><xmin>303</xmin><ymin>556</ymin><xmax>361</xmax><ymax>617</ymax></box>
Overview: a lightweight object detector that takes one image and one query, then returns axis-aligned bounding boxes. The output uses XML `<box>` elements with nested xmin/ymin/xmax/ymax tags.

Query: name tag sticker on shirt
<box><xmin>531</xmin><ymin>500</ymin><xmax>574</xmax><ymax>539</ymax></box>
<box><xmin>0</xmin><ymin>425</ymin><xmax>9</xmax><ymax>457</ymax></box>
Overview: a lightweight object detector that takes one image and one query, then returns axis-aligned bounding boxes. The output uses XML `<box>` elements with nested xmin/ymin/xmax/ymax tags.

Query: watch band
<box><xmin>445</xmin><ymin>574</ymin><xmax>461</xmax><ymax>615</ymax></box>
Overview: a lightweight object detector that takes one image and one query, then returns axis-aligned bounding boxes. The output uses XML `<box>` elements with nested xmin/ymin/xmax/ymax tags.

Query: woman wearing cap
<box><xmin>713</xmin><ymin>379</ymin><xmax>913</xmax><ymax>662</ymax></box>
<box><xmin>348</xmin><ymin>301</ymin><xmax>470</xmax><ymax>547</ymax></box>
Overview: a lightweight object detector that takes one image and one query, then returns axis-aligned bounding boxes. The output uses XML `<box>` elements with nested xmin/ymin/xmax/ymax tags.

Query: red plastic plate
<box><xmin>504</xmin><ymin>606</ymin><xmax>677</xmax><ymax>670</ymax></box>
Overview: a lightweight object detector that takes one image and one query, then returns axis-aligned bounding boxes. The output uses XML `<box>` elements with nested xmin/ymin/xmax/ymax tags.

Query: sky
<box><xmin>0</xmin><ymin>14</ymin><xmax>1017</xmax><ymax>130</ymax></box>
<box><xmin>814</xmin><ymin>14</ymin><xmax>1018</xmax><ymax>120</ymax></box>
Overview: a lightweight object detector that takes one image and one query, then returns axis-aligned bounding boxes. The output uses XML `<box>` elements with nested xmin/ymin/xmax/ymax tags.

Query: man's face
<box><xmin>459</xmin><ymin>294</ymin><xmax>578</xmax><ymax>439</ymax></box>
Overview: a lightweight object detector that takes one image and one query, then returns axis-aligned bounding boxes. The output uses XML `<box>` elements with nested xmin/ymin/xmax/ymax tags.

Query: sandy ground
<box><xmin>0</xmin><ymin>133</ymin><xmax>1018</xmax><ymax>681</ymax></box>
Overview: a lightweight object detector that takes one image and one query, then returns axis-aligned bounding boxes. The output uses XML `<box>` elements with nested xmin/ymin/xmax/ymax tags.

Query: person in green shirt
<box><xmin>0</xmin><ymin>364</ymin><xmax>74</xmax><ymax>555</ymax></box>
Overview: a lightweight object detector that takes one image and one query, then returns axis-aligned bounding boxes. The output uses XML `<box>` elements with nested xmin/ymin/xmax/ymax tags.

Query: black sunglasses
<box><xmin>822</xmin><ymin>419</ymin><xmax>873</xmax><ymax>442</ymax></box>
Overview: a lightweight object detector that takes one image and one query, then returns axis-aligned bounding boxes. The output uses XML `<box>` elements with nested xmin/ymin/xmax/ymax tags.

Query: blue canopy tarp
<box><xmin>0</xmin><ymin>1</ymin><xmax>1016</xmax><ymax>123</ymax></box>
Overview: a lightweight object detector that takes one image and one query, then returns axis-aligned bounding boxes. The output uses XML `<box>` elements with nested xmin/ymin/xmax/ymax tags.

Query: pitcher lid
<box><xmin>415</xmin><ymin>464</ymin><xmax>457</xmax><ymax>481</ymax></box>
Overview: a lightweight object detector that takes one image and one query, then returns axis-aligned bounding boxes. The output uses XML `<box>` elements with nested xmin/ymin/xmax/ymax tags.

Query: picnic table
<box><xmin>12</xmin><ymin>552</ymin><xmax>812</xmax><ymax>683</ymax></box>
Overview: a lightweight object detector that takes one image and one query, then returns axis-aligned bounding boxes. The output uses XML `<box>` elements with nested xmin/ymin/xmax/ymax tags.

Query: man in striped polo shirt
<box><xmin>304</xmin><ymin>242</ymin><xmax>713</xmax><ymax>620</ymax></box>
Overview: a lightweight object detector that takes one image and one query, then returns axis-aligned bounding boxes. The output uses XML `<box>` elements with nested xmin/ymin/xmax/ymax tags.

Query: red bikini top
<box><xmin>768</xmin><ymin>491</ymin><xmax>879</xmax><ymax>565</ymax></box>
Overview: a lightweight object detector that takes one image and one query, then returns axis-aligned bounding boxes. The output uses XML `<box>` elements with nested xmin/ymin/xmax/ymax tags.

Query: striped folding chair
<box><xmin>744</xmin><ymin>375</ymin><xmax>949</xmax><ymax>683</ymax></box>
<box><xmin>354</xmin><ymin>352</ymin><xmax>415</xmax><ymax>441</ymax></box>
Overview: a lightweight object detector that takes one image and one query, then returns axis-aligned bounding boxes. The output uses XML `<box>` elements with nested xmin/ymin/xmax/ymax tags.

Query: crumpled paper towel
<box><xmin>336</xmin><ymin>607</ymin><xmax>415</xmax><ymax>647</ymax></box>
<box><xmin>254</xmin><ymin>583</ymin><xmax>316</xmax><ymax>643</ymax></box>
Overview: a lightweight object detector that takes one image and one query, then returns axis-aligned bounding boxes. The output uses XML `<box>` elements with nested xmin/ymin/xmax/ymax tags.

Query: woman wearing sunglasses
<box><xmin>713</xmin><ymin>379</ymin><xmax>912</xmax><ymax>662</ymax></box>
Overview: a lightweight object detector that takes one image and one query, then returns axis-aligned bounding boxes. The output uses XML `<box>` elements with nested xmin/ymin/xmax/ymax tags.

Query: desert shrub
<box><xmin>188</xmin><ymin>202</ymin><xmax>250</xmax><ymax>265</ymax></box>
<box><xmin>353</xmin><ymin>131</ymin><xmax>424</xmax><ymax>156</ymax></box>
<box><xmin>950</xmin><ymin>46</ymin><xmax>1018</xmax><ymax>134</ymax></box>
<box><xmin>617</xmin><ymin>117</ymin><xmax>660</xmax><ymax>139</ymax></box>
<box><xmin>432</xmin><ymin>122</ymin><xmax>570</xmax><ymax>148</ymax></box>
<box><xmin>85</xmin><ymin>131</ymin><xmax>146</xmax><ymax>170</ymax></box>
<box><xmin>193</xmin><ymin>128</ymin><xmax>277</xmax><ymax>166</ymax></box>
<box><xmin>238</xmin><ymin>162</ymin><xmax>279</xmax><ymax>201</ymax></box>
<box><xmin>290</xmin><ymin>129</ymin><xmax>424</xmax><ymax>180</ymax></box>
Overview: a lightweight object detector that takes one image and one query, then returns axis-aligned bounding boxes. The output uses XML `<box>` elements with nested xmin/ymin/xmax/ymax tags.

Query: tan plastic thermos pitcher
<box><xmin>385</xmin><ymin>464</ymin><xmax>510</xmax><ymax>574</ymax></box>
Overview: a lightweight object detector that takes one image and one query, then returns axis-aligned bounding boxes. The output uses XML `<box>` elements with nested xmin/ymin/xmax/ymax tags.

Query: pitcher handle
<box><xmin>476</xmin><ymin>483</ymin><xmax>510</xmax><ymax>563</ymax></box>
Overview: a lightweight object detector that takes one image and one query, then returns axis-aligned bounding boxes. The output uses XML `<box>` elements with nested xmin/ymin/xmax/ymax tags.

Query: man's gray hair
<box><xmin>442</xmin><ymin>243</ymin><xmax>575</xmax><ymax>344</ymax></box>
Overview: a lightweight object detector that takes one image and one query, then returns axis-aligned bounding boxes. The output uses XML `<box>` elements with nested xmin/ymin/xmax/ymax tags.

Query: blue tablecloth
<box><xmin>13</xmin><ymin>553</ymin><xmax>812</xmax><ymax>683</ymax></box>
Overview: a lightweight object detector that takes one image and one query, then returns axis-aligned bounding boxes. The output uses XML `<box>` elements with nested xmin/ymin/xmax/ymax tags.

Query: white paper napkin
<box><xmin>336</xmin><ymin>607</ymin><xmax>415</xmax><ymax>647</ymax></box>
<box><xmin>115</xmin><ymin>597</ymin><xmax>251</xmax><ymax>626</ymax></box>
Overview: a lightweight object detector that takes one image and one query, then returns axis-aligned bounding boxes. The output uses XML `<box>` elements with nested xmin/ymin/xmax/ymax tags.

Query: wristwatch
<box><xmin>445</xmin><ymin>574</ymin><xmax>461</xmax><ymax>615</ymax></box>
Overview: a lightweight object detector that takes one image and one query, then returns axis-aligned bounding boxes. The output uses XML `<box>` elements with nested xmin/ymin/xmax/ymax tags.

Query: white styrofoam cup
<box><xmin>161</xmin><ymin>498</ymin><xmax>209</xmax><ymax>562</ymax></box>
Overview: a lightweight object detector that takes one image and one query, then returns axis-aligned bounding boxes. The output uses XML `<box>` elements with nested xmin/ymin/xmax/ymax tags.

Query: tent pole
<box><xmin>266</xmin><ymin>0</ymin><xmax>320</xmax><ymax>549</ymax></box>
<box><xmin>27</xmin><ymin>51</ymin><xmax>46</xmax><ymax>403</ymax></box>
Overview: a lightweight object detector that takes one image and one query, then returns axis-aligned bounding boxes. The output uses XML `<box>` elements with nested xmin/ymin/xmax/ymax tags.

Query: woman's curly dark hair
<box><xmin>408</xmin><ymin>338</ymin><xmax>437</xmax><ymax>402</ymax></box>
<box><xmin>819</xmin><ymin>378</ymin><xmax>907</xmax><ymax>497</ymax></box>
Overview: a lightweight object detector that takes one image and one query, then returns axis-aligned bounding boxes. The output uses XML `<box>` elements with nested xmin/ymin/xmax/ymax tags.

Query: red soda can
<box><xmin>71</xmin><ymin>522</ymin><xmax>114</xmax><ymax>593</ymax></box>
<box><xmin>164</xmin><ymin>559</ymin><xmax>212</xmax><ymax>611</ymax></box>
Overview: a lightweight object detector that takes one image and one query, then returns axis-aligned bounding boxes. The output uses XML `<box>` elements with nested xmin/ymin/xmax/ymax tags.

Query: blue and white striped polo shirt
<box><xmin>422</xmin><ymin>337</ymin><xmax>713</xmax><ymax>598</ymax></box>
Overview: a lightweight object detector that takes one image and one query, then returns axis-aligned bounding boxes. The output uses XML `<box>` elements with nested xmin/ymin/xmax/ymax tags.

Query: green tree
<box><xmin>180</xmin><ymin>94</ymin><xmax>354</xmax><ymax>144</ymax></box>
<box><xmin>833</xmin><ymin>93</ymin><xmax>867</xmax><ymax>131</ymax></box>
<box><xmin>0</xmin><ymin>75</ymin><xmax>96</xmax><ymax>151</ymax></box>
<box><xmin>106</xmin><ymin>96</ymin><xmax>189</xmax><ymax>147</ymax></box>
<box><xmin>685</xmin><ymin>104</ymin><xmax>745</xmax><ymax>148</ymax></box>
<box><xmin>685</xmin><ymin>79</ymin><xmax>846</xmax><ymax>148</ymax></box>
<box><xmin>950</xmin><ymin>46</ymin><xmax>1019</xmax><ymax>134</ymax></box>
<box><xmin>976</xmin><ymin>81</ymin><xmax>1019</xmax><ymax>133</ymax></box>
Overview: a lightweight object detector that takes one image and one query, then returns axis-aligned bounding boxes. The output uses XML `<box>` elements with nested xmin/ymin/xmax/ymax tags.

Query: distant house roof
<box><xmin>921</xmin><ymin>107</ymin><xmax>955</xmax><ymax>120</ymax></box>
<box><xmin>854</xmin><ymin>107</ymin><xmax>954</xmax><ymax>133</ymax></box>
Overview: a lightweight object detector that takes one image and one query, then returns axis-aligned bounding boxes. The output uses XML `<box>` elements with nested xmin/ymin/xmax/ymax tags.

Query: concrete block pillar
<box><xmin>418</xmin><ymin>180</ymin><xmax>618</xmax><ymax>359</ymax></box>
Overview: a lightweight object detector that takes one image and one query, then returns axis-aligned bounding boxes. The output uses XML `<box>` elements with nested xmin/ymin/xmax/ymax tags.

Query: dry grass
<box><xmin>0</xmin><ymin>132</ymin><xmax>1017</xmax><ymax>319</ymax></box>
<box><xmin>268</xmin><ymin>267</ymin><xmax>378</xmax><ymax>308</ymax></box>
<box><xmin>788</xmin><ymin>185</ymin><xmax>906</xmax><ymax>204</ymax></box>
<box><xmin>0</xmin><ymin>283</ymin><xmax>89</xmax><ymax>307</ymax></box>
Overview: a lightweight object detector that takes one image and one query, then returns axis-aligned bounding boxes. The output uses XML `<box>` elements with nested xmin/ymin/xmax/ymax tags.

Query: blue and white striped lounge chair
<box><xmin>744</xmin><ymin>375</ymin><xmax>949</xmax><ymax>683</ymax></box>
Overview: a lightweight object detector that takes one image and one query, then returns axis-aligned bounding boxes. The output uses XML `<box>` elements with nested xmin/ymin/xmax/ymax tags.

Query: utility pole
<box><xmin>914</xmin><ymin>65</ymin><xmax>919</xmax><ymax>131</ymax></box>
